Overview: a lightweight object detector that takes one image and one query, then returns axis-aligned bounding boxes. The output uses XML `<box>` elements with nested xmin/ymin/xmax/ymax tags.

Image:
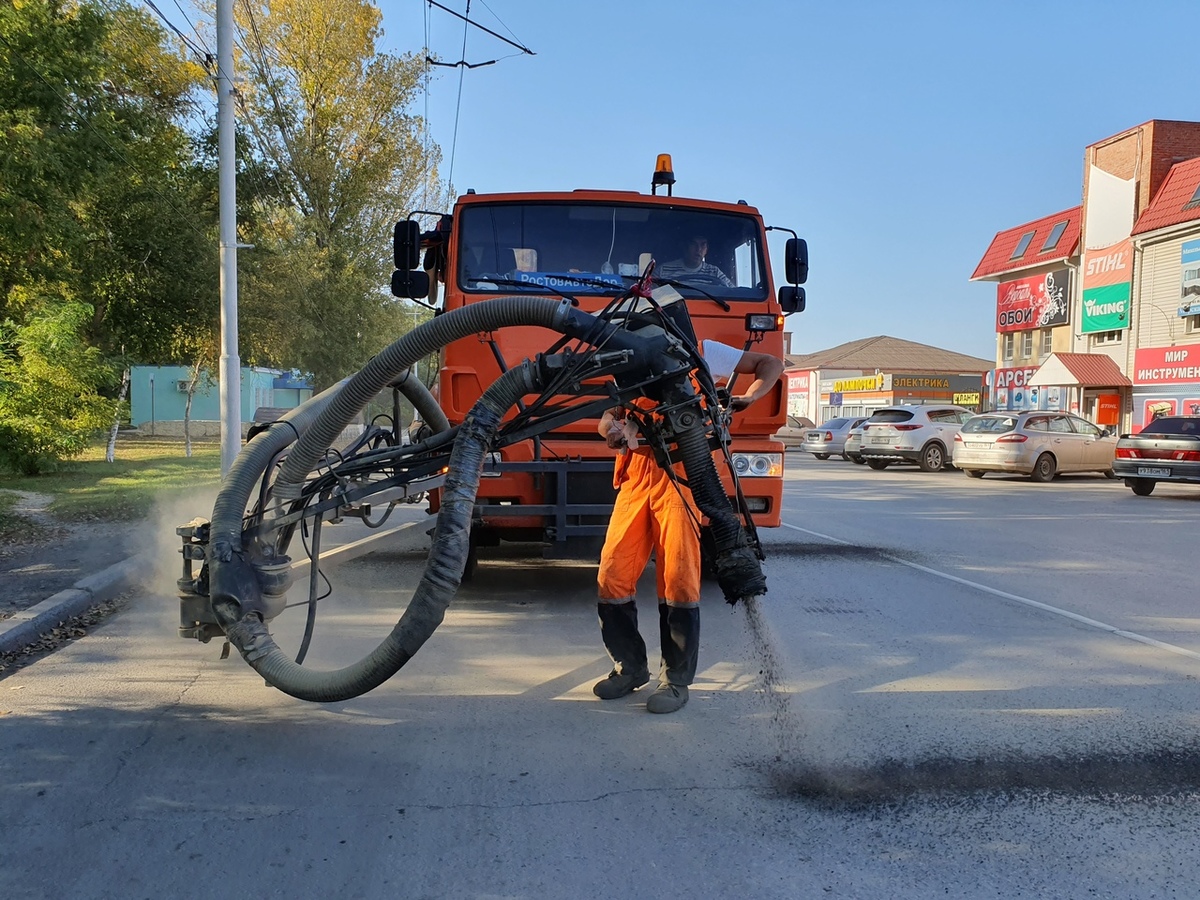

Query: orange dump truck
<box><xmin>390</xmin><ymin>158</ymin><xmax>806</xmax><ymax>562</ymax></box>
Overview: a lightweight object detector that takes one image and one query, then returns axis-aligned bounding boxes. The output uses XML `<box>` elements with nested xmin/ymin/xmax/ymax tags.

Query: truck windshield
<box><xmin>456</xmin><ymin>201</ymin><xmax>767</xmax><ymax>301</ymax></box>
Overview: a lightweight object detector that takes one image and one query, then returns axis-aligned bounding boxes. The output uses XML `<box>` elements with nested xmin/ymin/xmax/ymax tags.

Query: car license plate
<box><xmin>1137</xmin><ymin>466</ymin><xmax>1171</xmax><ymax>477</ymax></box>
<box><xmin>871</xmin><ymin>436</ymin><xmax>890</xmax><ymax>444</ymax></box>
<box><xmin>966</xmin><ymin>442</ymin><xmax>990</xmax><ymax>449</ymax></box>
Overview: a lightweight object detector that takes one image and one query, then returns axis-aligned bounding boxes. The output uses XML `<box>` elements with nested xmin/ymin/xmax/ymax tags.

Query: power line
<box><xmin>143</xmin><ymin>0</ymin><xmax>212</xmax><ymax>66</ymax></box>
<box><xmin>168</xmin><ymin>0</ymin><xmax>214</xmax><ymax>56</ymax></box>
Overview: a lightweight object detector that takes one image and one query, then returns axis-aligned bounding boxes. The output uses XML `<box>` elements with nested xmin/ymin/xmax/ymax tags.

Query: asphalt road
<box><xmin>3</xmin><ymin>454</ymin><xmax>1200</xmax><ymax>899</ymax></box>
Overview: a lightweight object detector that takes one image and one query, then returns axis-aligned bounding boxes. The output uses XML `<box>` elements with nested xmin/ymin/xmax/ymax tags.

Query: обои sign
<box><xmin>995</xmin><ymin>269</ymin><xmax>1070</xmax><ymax>333</ymax></box>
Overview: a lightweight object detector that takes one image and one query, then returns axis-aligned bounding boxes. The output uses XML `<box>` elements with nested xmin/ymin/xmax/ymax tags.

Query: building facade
<box><xmin>972</xmin><ymin>119</ymin><xmax>1200</xmax><ymax>432</ymax></box>
<box><xmin>783</xmin><ymin>336</ymin><xmax>991</xmax><ymax>424</ymax></box>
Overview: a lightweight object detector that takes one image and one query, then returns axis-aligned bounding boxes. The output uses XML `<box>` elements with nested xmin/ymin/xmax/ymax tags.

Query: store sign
<box><xmin>954</xmin><ymin>392</ymin><xmax>981</xmax><ymax>406</ymax></box>
<box><xmin>1081</xmin><ymin>239</ymin><xmax>1132</xmax><ymax>333</ymax></box>
<box><xmin>787</xmin><ymin>372</ymin><xmax>810</xmax><ymax>393</ymax></box>
<box><xmin>1182</xmin><ymin>240</ymin><xmax>1200</xmax><ymax>315</ymax></box>
<box><xmin>1095</xmin><ymin>393</ymin><xmax>1121</xmax><ymax>426</ymax></box>
<box><xmin>1133</xmin><ymin>343</ymin><xmax>1200</xmax><ymax>384</ymax></box>
<box><xmin>993</xmin><ymin>366</ymin><xmax>1038</xmax><ymax>389</ymax></box>
<box><xmin>832</xmin><ymin>374</ymin><xmax>883</xmax><ymax>392</ymax></box>
<box><xmin>995</xmin><ymin>268</ymin><xmax>1070</xmax><ymax>333</ymax></box>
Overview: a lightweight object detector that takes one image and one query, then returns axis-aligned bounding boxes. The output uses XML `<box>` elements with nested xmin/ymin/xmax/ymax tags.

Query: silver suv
<box><xmin>858</xmin><ymin>405</ymin><xmax>974</xmax><ymax>472</ymax></box>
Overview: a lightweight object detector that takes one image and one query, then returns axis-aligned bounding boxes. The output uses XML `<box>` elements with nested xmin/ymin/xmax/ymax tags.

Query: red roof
<box><xmin>970</xmin><ymin>207</ymin><xmax>1081</xmax><ymax>281</ymax></box>
<box><xmin>1053</xmin><ymin>353</ymin><xmax>1131</xmax><ymax>387</ymax></box>
<box><xmin>1131</xmin><ymin>157</ymin><xmax>1200</xmax><ymax>236</ymax></box>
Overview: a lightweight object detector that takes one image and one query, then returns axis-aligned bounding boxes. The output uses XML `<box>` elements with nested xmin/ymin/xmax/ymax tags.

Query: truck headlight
<box><xmin>731</xmin><ymin>452</ymin><xmax>782</xmax><ymax>477</ymax></box>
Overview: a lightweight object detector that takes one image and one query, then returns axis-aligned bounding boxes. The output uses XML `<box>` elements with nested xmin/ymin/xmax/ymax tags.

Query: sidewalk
<box><xmin>0</xmin><ymin>511</ymin><xmax>429</xmax><ymax>656</ymax></box>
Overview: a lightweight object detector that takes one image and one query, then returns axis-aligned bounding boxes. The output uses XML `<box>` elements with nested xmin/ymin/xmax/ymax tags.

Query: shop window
<box><xmin>1021</xmin><ymin>331</ymin><xmax>1033</xmax><ymax>358</ymax></box>
<box><xmin>1042</xmin><ymin>328</ymin><xmax>1054</xmax><ymax>356</ymax></box>
<box><xmin>1003</xmin><ymin>333</ymin><xmax>1014</xmax><ymax>360</ymax></box>
<box><xmin>1185</xmin><ymin>315</ymin><xmax>1200</xmax><ymax>334</ymax></box>
<box><xmin>1091</xmin><ymin>330</ymin><xmax>1123</xmax><ymax>347</ymax></box>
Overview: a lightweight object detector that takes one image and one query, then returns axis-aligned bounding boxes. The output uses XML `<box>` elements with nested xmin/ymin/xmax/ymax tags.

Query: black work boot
<box><xmin>593</xmin><ymin>601</ymin><xmax>650</xmax><ymax>699</ymax></box>
<box><xmin>647</xmin><ymin>603</ymin><xmax>700</xmax><ymax>714</ymax></box>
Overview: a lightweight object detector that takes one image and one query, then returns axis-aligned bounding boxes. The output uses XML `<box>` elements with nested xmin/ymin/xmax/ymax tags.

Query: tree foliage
<box><xmin>0</xmin><ymin>0</ymin><xmax>216</xmax><ymax>471</ymax></box>
<box><xmin>234</xmin><ymin>0</ymin><xmax>449</xmax><ymax>388</ymax></box>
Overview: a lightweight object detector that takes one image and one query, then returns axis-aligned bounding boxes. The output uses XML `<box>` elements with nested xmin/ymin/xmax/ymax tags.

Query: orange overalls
<box><xmin>596</xmin><ymin>442</ymin><xmax>702</xmax><ymax>609</ymax></box>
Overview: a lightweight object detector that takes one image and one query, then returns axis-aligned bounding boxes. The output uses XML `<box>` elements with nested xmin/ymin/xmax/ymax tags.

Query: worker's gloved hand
<box><xmin>730</xmin><ymin>394</ymin><xmax>754</xmax><ymax>411</ymax></box>
<box><xmin>606</xmin><ymin>417</ymin><xmax>640</xmax><ymax>451</ymax></box>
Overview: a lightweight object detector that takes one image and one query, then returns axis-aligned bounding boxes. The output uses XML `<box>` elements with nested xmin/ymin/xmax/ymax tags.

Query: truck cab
<box><xmin>392</xmin><ymin>165</ymin><xmax>805</xmax><ymax>561</ymax></box>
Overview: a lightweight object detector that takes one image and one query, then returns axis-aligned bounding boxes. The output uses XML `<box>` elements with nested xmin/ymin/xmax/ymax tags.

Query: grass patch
<box><xmin>0</xmin><ymin>436</ymin><xmax>222</xmax><ymax>524</ymax></box>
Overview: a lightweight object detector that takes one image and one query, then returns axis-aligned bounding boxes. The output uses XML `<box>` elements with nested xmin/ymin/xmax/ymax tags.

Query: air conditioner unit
<box><xmin>176</xmin><ymin>379</ymin><xmax>191</xmax><ymax>393</ymax></box>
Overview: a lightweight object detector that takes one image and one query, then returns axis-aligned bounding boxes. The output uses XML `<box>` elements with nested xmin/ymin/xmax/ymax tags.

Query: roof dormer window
<box><xmin>1010</xmin><ymin>231</ymin><xmax>1035</xmax><ymax>259</ymax></box>
<box><xmin>1040</xmin><ymin>220</ymin><xmax>1068</xmax><ymax>252</ymax></box>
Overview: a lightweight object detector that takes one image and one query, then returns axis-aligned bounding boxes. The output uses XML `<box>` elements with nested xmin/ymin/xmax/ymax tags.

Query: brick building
<box><xmin>971</xmin><ymin>119</ymin><xmax>1200</xmax><ymax>430</ymax></box>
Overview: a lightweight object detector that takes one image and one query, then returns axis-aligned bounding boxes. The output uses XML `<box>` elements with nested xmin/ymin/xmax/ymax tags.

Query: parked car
<box><xmin>1112</xmin><ymin>415</ymin><xmax>1200</xmax><ymax>496</ymax></box>
<box><xmin>952</xmin><ymin>411</ymin><xmax>1117</xmax><ymax>482</ymax></box>
<box><xmin>843</xmin><ymin>421</ymin><xmax>868</xmax><ymax>464</ymax></box>
<box><xmin>800</xmin><ymin>416</ymin><xmax>867</xmax><ymax>460</ymax></box>
<box><xmin>774</xmin><ymin>415</ymin><xmax>816</xmax><ymax>449</ymax></box>
<box><xmin>858</xmin><ymin>405</ymin><xmax>973</xmax><ymax>472</ymax></box>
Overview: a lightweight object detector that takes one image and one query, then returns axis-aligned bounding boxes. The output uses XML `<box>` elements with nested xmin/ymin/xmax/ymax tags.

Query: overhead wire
<box><xmin>446</xmin><ymin>0</ymin><xmax>470</xmax><ymax>188</ymax></box>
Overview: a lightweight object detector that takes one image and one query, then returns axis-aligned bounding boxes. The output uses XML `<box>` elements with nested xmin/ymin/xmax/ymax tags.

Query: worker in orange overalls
<box><xmin>594</xmin><ymin>340</ymin><xmax>784</xmax><ymax>713</ymax></box>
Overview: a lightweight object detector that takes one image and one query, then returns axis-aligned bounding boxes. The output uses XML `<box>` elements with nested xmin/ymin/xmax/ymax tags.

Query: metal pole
<box><xmin>149</xmin><ymin>373</ymin><xmax>155</xmax><ymax>436</ymax></box>
<box><xmin>216</xmin><ymin>0</ymin><xmax>241</xmax><ymax>476</ymax></box>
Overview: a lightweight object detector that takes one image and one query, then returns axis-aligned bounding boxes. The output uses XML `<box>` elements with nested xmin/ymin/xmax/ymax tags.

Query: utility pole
<box><xmin>216</xmin><ymin>0</ymin><xmax>241</xmax><ymax>476</ymax></box>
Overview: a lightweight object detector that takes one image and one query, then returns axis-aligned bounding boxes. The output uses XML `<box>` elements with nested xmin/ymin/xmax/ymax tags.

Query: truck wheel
<box><xmin>866</xmin><ymin>459</ymin><xmax>890</xmax><ymax>470</ymax></box>
<box><xmin>918</xmin><ymin>442</ymin><xmax>946</xmax><ymax>472</ymax></box>
<box><xmin>1030</xmin><ymin>453</ymin><xmax>1056</xmax><ymax>483</ymax></box>
<box><xmin>1130</xmin><ymin>478</ymin><xmax>1156</xmax><ymax>496</ymax></box>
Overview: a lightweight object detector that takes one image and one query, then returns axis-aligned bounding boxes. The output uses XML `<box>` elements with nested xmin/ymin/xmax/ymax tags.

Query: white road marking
<box><xmin>780</xmin><ymin>520</ymin><xmax>1200</xmax><ymax>664</ymax></box>
<box><xmin>289</xmin><ymin>521</ymin><xmax>419</xmax><ymax>570</ymax></box>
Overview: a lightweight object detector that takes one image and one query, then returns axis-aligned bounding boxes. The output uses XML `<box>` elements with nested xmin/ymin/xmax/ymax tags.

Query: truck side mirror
<box><xmin>785</xmin><ymin>237</ymin><xmax>809</xmax><ymax>285</ymax></box>
<box><xmin>779</xmin><ymin>285</ymin><xmax>805</xmax><ymax>314</ymax></box>
<box><xmin>394</xmin><ymin>220</ymin><xmax>421</xmax><ymax>270</ymax></box>
<box><xmin>391</xmin><ymin>268</ymin><xmax>430</xmax><ymax>299</ymax></box>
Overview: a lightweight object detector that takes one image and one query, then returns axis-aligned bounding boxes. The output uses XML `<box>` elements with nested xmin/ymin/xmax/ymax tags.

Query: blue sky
<box><xmin>370</xmin><ymin>1</ymin><xmax>1197</xmax><ymax>361</ymax></box>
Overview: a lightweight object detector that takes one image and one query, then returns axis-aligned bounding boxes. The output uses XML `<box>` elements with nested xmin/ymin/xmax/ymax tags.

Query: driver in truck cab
<box><xmin>592</xmin><ymin>339</ymin><xmax>783</xmax><ymax>714</ymax></box>
<box><xmin>656</xmin><ymin>235</ymin><xmax>733</xmax><ymax>287</ymax></box>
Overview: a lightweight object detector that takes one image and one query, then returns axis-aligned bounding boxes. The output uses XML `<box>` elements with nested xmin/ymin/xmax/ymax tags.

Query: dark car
<box><xmin>1112</xmin><ymin>415</ymin><xmax>1200</xmax><ymax>495</ymax></box>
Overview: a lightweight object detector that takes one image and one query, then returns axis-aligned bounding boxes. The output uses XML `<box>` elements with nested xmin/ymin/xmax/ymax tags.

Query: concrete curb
<box><xmin>0</xmin><ymin>552</ymin><xmax>155</xmax><ymax>655</ymax></box>
<box><xmin>0</xmin><ymin>521</ymin><xmax>423</xmax><ymax>657</ymax></box>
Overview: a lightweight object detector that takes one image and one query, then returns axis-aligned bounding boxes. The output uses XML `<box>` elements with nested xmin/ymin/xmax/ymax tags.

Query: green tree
<box><xmin>233</xmin><ymin>0</ymin><xmax>449</xmax><ymax>388</ymax></box>
<box><xmin>0</xmin><ymin>0</ymin><xmax>217</xmax><ymax>471</ymax></box>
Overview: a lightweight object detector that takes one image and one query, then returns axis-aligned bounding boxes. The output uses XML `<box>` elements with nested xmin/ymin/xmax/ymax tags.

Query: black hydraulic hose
<box><xmin>674</xmin><ymin>410</ymin><xmax>768</xmax><ymax>604</ymax></box>
<box><xmin>391</xmin><ymin>368</ymin><xmax>449</xmax><ymax>435</ymax></box>
<box><xmin>208</xmin><ymin>299</ymin><xmax>616</xmax><ymax>630</ymax></box>
<box><xmin>220</xmin><ymin>362</ymin><xmax>539</xmax><ymax>702</ymax></box>
<box><xmin>272</xmin><ymin>298</ymin><xmax>577</xmax><ymax>501</ymax></box>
